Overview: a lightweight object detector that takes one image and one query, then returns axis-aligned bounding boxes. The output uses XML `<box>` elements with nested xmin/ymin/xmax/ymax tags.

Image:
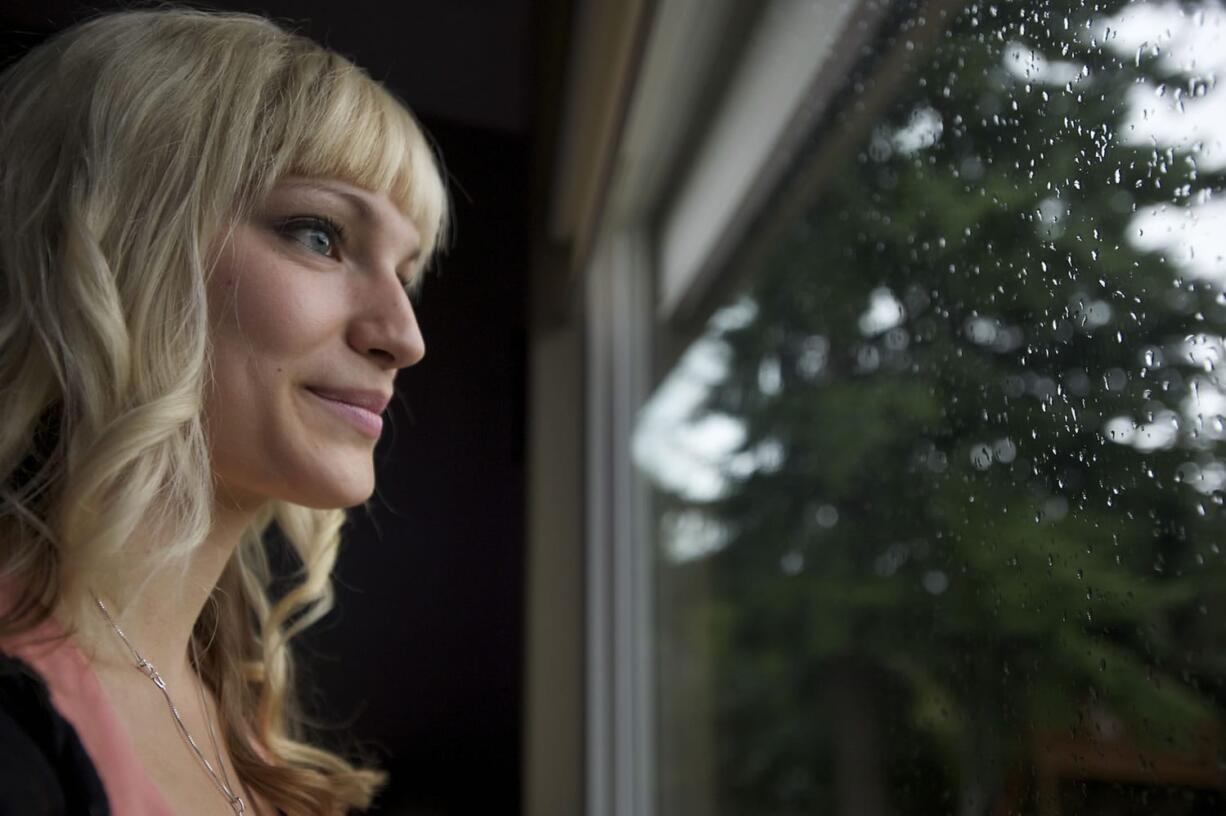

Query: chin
<box><xmin>214</xmin><ymin>452</ymin><xmax>377</xmax><ymax>510</ymax></box>
<box><xmin>291</xmin><ymin>475</ymin><xmax>376</xmax><ymax>509</ymax></box>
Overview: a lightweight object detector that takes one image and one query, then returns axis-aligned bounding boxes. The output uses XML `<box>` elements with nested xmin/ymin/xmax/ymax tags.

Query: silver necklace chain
<box><xmin>93</xmin><ymin>595</ymin><xmax>247</xmax><ymax>815</ymax></box>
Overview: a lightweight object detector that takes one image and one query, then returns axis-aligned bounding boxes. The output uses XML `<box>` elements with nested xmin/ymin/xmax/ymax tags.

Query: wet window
<box><xmin>636</xmin><ymin>1</ymin><xmax>1226</xmax><ymax>813</ymax></box>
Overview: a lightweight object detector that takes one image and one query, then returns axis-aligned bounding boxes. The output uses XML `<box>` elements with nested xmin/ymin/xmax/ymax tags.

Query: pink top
<box><xmin>3</xmin><ymin>614</ymin><xmax>177</xmax><ymax>815</ymax></box>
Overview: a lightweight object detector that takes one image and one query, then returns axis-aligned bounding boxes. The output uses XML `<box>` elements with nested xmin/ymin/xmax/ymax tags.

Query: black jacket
<box><xmin>0</xmin><ymin>652</ymin><xmax>110</xmax><ymax>815</ymax></box>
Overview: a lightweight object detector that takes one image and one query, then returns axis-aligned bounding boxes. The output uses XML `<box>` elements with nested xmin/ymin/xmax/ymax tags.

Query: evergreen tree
<box><xmin>652</xmin><ymin>2</ymin><xmax>1226</xmax><ymax>813</ymax></box>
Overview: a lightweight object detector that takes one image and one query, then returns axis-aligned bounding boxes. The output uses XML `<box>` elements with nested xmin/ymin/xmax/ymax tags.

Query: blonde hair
<box><xmin>0</xmin><ymin>8</ymin><xmax>448</xmax><ymax>814</ymax></box>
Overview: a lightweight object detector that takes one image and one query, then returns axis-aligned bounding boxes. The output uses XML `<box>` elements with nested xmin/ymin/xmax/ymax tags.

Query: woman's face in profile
<box><xmin>203</xmin><ymin>177</ymin><xmax>426</xmax><ymax>510</ymax></box>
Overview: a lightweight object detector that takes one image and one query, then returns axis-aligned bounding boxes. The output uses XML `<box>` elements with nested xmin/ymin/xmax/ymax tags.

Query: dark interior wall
<box><xmin>0</xmin><ymin>0</ymin><xmax>533</xmax><ymax>132</ymax></box>
<box><xmin>306</xmin><ymin>118</ymin><xmax>529</xmax><ymax>816</ymax></box>
<box><xmin>0</xmin><ymin>5</ymin><xmax>532</xmax><ymax>815</ymax></box>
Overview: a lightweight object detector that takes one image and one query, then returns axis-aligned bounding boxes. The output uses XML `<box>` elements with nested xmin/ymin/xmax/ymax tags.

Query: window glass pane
<box><xmin>637</xmin><ymin>2</ymin><xmax>1226</xmax><ymax>814</ymax></box>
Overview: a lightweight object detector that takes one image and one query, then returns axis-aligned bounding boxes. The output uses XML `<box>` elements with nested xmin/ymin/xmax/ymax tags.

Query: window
<box><xmin>617</xmin><ymin>1</ymin><xmax>1226</xmax><ymax>813</ymax></box>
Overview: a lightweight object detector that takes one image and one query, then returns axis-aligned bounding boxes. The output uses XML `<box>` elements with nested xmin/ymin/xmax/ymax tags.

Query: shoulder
<box><xmin>0</xmin><ymin>651</ymin><xmax>110</xmax><ymax>815</ymax></box>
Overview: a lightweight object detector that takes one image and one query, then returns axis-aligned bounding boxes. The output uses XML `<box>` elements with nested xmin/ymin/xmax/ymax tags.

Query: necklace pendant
<box><xmin>231</xmin><ymin>795</ymin><xmax>246</xmax><ymax>814</ymax></box>
<box><xmin>136</xmin><ymin>658</ymin><xmax>167</xmax><ymax>690</ymax></box>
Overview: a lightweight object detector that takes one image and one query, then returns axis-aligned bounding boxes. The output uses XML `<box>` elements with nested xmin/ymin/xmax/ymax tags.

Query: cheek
<box><xmin>210</xmin><ymin>248</ymin><xmax>334</xmax><ymax>370</ymax></box>
<box><xmin>204</xmin><ymin>244</ymin><xmax>337</xmax><ymax>451</ymax></box>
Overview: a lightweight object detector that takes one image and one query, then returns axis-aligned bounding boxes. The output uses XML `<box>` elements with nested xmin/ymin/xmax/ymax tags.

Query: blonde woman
<box><xmin>0</xmin><ymin>8</ymin><xmax>448</xmax><ymax>815</ymax></box>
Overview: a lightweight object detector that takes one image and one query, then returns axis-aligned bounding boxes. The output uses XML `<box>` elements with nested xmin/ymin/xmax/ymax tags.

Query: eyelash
<box><xmin>277</xmin><ymin>214</ymin><xmax>345</xmax><ymax>257</ymax></box>
<box><xmin>276</xmin><ymin>214</ymin><xmax>420</xmax><ymax>299</ymax></box>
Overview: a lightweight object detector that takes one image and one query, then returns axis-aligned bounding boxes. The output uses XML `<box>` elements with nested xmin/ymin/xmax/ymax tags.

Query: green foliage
<box><xmin>652</xmin><ymin>0</ymin><xmax>1226</xmax><ymax>812</ymax></box>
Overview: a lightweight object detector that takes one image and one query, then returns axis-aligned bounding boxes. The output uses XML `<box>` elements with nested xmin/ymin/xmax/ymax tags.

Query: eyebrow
<box><xmin>280</xmin><ymin>181</ymin><xmax>423</xmax><ymax>266</ymax></box>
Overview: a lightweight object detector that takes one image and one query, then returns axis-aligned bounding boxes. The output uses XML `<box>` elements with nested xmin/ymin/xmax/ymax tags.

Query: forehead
<box><xmin>265</xmin><ymin>177</ymin><xmax>422</xmax><ymax>256</ymax></box>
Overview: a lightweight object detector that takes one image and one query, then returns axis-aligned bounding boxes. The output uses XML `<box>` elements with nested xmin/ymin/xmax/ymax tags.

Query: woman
<box><xmin>0</xmin><ymin>8</ymin><xmax>448</xmax><ymax>815</ymax></box>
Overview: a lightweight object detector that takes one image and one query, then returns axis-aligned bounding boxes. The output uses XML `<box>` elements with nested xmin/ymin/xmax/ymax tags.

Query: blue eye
<box><xmin>297</xmin><ymin>226</ymin><xmax>332</xmax><ymax>255</ymax></box>
<box><xmin>278</xmin><ymin>216</ymin><xmax>343</xmax><ymax>257</ymax></box>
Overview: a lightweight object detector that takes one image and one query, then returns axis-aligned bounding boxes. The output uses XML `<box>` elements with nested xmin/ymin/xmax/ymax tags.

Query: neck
<box><xmin>67</xmin><ymin>499</ymin><xmax>260</xmax><ymax>689</ymax></box>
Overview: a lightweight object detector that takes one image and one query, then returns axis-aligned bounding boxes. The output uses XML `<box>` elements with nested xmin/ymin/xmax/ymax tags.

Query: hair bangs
<box><xmin>276</xmin><ymin>59</ymin><xmax>449</xmax><ymax>267</ymax></box>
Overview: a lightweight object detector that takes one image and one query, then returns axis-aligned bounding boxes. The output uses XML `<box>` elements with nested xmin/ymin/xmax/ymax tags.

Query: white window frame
<box><xmin>579</xmin><ymin>2</ymin><xmax>888</xmax><ymax>814</ymax></box>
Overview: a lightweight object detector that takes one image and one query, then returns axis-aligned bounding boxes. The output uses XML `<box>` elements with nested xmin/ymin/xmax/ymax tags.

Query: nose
<box><xmin>349</xmin><ymin>276</ymin><xmax>426</xmax><ymax>369</ymax></box>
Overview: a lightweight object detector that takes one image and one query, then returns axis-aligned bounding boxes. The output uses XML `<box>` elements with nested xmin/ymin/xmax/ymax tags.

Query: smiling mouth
<box><xmin>304</xmin><ymin>388</ymin><xmax>384</xmax><ymax>439</ymax></box>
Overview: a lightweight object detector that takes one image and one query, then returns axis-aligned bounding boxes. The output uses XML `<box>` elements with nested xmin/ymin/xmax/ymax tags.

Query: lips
<box><xmin>303</xmin><ymin>386</ymin><xmax>391</xmax><ymax>440</ymax></box>
<box><xmin>304</xmin><ymin>386</ymin><xmax>392</xmax><ymax>414</ymax></box>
